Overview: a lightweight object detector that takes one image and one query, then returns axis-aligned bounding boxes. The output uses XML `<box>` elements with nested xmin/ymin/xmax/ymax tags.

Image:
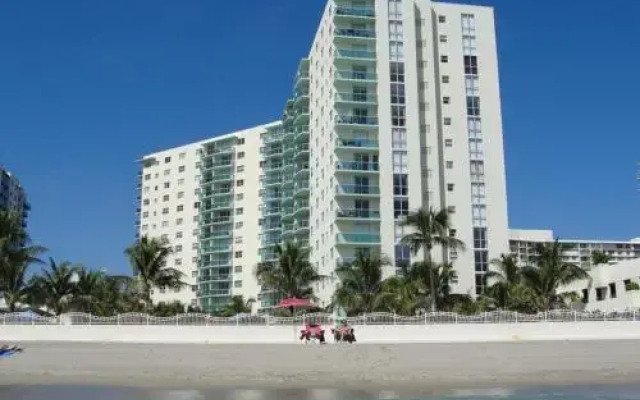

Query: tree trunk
<box><xmin>425</xmin><ymin>244</ymin><xmax>436</xmax><ymax>313</ymax></box>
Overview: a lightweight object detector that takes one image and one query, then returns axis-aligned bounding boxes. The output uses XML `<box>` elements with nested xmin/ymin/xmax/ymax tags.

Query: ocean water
<box><xmin>1</xmin><ymin>385</ymin><xmax>640</xmax><ymax>400</ymax></box>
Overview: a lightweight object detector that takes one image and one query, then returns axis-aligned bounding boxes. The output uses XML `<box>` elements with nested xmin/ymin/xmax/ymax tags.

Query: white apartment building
<box><xmin>136</xmin><ymin>0</ymin><xmax>511</xmax><ymax>312</ymax></box>
<box><xmin>509</xmin><ymin>229</ymin><xmax>640</xmax><ymax>270</ymax></box>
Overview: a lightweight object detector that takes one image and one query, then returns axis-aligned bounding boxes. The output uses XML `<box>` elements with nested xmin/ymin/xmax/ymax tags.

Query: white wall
<box><xmin>3</xmin><ymin>322</ymin><xmax>640</xmax><ymax>344</ymax></box>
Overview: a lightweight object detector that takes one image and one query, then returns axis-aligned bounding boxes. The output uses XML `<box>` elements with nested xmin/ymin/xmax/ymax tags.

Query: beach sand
<box><xmin>2</xmin><ymin>341</ymin><xmax>640</xmax><ymax>391</ymax></box>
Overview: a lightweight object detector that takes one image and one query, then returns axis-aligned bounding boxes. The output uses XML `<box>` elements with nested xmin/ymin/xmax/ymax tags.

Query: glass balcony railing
<box><xmin>335</xmin><ymin>92</ymin><xmax>377</xmax><ymax>103</ymax></box>
<box><xmin>263</xmin><ymin>176</ymin><xmax>282</xmax><ymax>185</ymax></box>
<box><xmin>337</xmin><ymin>184</ymin><xmax>380</xmax><ymax>195</ymax></box>
<box><xmin>212</xmin><ymin>173</ymin><xmax>233</xmax><ymax>182</ymax></box>
<box><xmin>204</xmin><ymin>200</ymin><xmax>232</xmax><ymax>210</ymax></box>
<box><xmin>263</xmin><ymin>207</ymin><xmax>282</xmax><ymax>216</ymax></box>
<box><xmin>201</xmin><ymin>231</ymin><xmax>231</xmax><ymax>240</ymax></box>
<box><xmin>336</xmin><ymin>161</ymin><xmax>379</xmax><ymax>172</ymax></box>
<box><xmin>201</xmin><ymin>245</ymin><xmax>232</xmax><ymax>254</ymax></box>
<box><xmin>336</xmin><ymin>49</ymin><xmax>376</xmax><ymax>60</ymax></box>
<box><xmin>335</xmin><ymin>70</ymin><xmax>377</xmax><ymax>81</ymax></box>
<box><xmin>296</xmin><ymin>143</ymin><xmax>310</xmax><ymax>152</ymax></box>
<box><xmin>201</xmin><ymin>216</ymin><xmax>232</xmax><ymax>225</ymax></box>
<box><xmin>263</xmin><ymin>148</ymin><xmax>283</xmax><ymax>157</ymax></box>
<box><xmin>295</xmin><ymin>180</ymin><xmax>309</xmax><ymax>191</ymax></box>
<box><xmin>337</xmin><ymin>233</ymin><xmax>381</xmax><ymax>244</ymax></box>
<box><xmin>202</xmin><ymin>188</ymin><xmax>232</xmax><ymax>197</ymax></box>
<box><xmin>336</xmin><ymin>115</ymin><xmax>378</xmax><ymax>125</ymax></box>
<box><xmin>295</xmin><ymin>200</ymin><xmax>310</xmax><ymax>211</ymax></box>
<box><xmin>296</xmin><ymin>220</ymin><xmax>310</xmax><ymax>230</ymax></box>
<box><xmin>198</xmin><ymin>289</ymin><xmax>230</xmax><ymax>297</ymax></box>
<box><xmin>337</xmin><ymin>138</ymin><xmax>379</xmax><ymax>148</ymax></box>
<box><xmin>337</xmin><ymin>209</ymin><xmax>381</xmax><ymax>219</ymax></box>
<box><xmin>335</xmin><ymin>6</ymin><xmax>375</xmax><ymax>18</ymax></box>
<box><xmin>335</xmin><ymin>28</ymin><xmax>376</xmax><ymax>39</ymax></box>
<box><xmin>198</xmin><ymin>275</ymin><xmax>230</xmax><ymax>283</ymax></box>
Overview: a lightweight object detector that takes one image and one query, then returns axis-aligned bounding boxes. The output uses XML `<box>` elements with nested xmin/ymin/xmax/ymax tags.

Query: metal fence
<box><xmin>1</xmin><ymin>311</ymin><xmax>639</xmax><ymax>326</ymax></box>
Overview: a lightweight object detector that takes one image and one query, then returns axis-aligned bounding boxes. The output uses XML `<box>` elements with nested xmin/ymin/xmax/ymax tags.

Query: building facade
<box><xmin>0</xmin><ymin>166</ymin><xmax>29</xmax><ymax>228</ymax></box>
<box><xmin>509</xmin><ymin>229</ymin><xmax>640</xmax><ymax>271</ymax></box>
<box><xmin>136</xmin><ymin>0</ymin><xmax>511</xmax><ymax>312</ymax></box>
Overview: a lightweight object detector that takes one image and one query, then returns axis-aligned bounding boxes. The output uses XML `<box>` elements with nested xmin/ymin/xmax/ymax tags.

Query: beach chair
<box><xmin>299</xmin><ymin>322</ymin><xmax>326</xmax><ymax>344</ymax></box>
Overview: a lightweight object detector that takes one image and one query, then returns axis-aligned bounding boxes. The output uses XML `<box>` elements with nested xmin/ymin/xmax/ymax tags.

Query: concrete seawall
<box><xmin>3</xmin><ymin>321</ymin><xmax>640</xmax><ymax>344</ymax></box>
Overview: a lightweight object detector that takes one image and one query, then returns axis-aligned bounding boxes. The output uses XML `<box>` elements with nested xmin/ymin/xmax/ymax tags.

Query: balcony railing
<box><xmin>336</xmin><ymin>49</ymin><xmax>376</xmax><ymax>60</ymax></box>
<box><xmin>198</xmin><ymin>289</ymin><xmax>230</xmax><ymax>297</ymax></box>
<box><xmin>336</xmin><ymin>161</ymin><xmax>379</xmax><ymax>172</ymax></box>
<box><xmin>336</xmin><ymin>233</ymin><xmax>381</xmax><ymax>244</ymax></box>
<box><xmin>263</xmin><ymin>207</ymin><xmax>282</xmax><ymax>216</ymax></box>
<box><xmin>335</xmin><ymin>92</ymin><xmax>377</xmax><ymax>103</ymax></box>
<box><xmin>337</xmin><ymin>138</ymin><xmax>379</xmax><ymax>148</ymax></box>
<box><xmin>198</xmin><ymin>275</ymin><xmax>230</xmax><ymax>283</ymax></box>
<box><xmin>337</xmin><ymin>184</ymin><xmax>380</xmax><ymax>195</ymax></box>
<box><xmin>202</xmin><ymin>188</ymin><xmax>232</xmax><ymax>197</ymax></box>
<box><xmin>335</xmin><ymin>28</ymin><xmax>376</xmax><ymax>39</ymax></box>
<box><xmin>263</xmin><ymin>176</ymin><xmax>282</xmax><ymax>185</ymax></box>
<box><xmin>336</xmin><ymin>115</ymin><xmax>378</xmax><ymax>125</ymax></box>
<box><xmin>335</xmin><ymin>6</ymin><xmax>375</xmax><ymax>18</ymax></box>
<box><xmin>337</xmin><ymin>209</ymin><xmax>381</xmax><ymax>219</ymax></box>
<box><xmin>296</xmin><ymin>220</ymin><xmax>310</xmax><ymax>230</ymax></box>
<box><xmin>201</xmin><ymin>246</ymin><xmax>232</xmax><ymax>254</ymax></box>
<box><xmin>335</xmin><ymin>70</ymin><xmax>377</xmax><ymax>81</ymax></box>
<box><xmin>296</xmin><ymin>143</ymin><xmax>310</xmax><ymax>152</ymax></box>
<box><xmin>201</xmin><ymin>216</ymin><xmax>232</xmax><ymax>225</ymax></box>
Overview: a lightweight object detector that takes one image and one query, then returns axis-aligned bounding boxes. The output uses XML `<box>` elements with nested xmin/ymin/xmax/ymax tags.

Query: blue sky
<box><xmin>1</xmin><ymin>0</ymin><xmax>638</xmax><ymax>275</ymax></box>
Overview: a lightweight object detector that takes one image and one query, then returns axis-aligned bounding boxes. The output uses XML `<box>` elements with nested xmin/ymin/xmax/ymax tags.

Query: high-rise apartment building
<box><xmin>136</xmin><ymin>0</ymin><xmax>510</xmax><ymax>312</ymax></box>
<box><xmin>0</xmin><ymin>166</ymin><xmax>29</xmax><ymax>228</ymax></box>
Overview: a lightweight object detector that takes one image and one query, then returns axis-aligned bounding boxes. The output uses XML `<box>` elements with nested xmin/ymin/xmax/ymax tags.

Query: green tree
<box><xmin>153</xmin><ymin>301</ymin><xmax>186</xmax><ymax>317</ymax></box>
<box><xmin>591</xmin><ymin>250</ymin><xmax>611</xmax><ymax>266</ymax></box>
<box><xmin>522</xmin><ymin>240</ymin><xmax>590</xmax><ymax>311</ymax></box>
<box><xmin>401</xmin><ymin>207</ymin><xmax>465</xmax><ymax>311</ymax></box>
<box><xmin>219</xmin><ymin>295</ymin><xmax>255</xmax><ymax>317</ymax></box>
<box><xmin>332</xmin><ymin>251</ymin><xmax>393</xmax><ymax>314</ymax></box>
<box><xmin>125</xmin><ymin>236</ymin><xmax>185</xmax><ymax>310</ymax></box>
<box><xmin>0</xmin><ymin>211</ymin><xmax>46</xmax><ymax>312</ymax></box>
<box><xmin>29</xmin><ymin>258</ymin><xmax>80</xmax><ymax>315</ymax></box>
<box><xmin>409</xmin><ymin>261</ymin><xmax>464</xmax><ymax>311</ymax></box>
<box><xmin>255</xmin><ymin>242</ymin><xmax>323</xmax><ymax>302</ymax></box>
<box><xmin>485</xmin><ymin>254</ymin><xmax>522</xmax><ymax>309</ymax></box>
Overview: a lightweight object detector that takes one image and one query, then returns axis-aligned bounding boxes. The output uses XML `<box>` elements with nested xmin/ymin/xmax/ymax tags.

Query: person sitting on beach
<box><xmin>0</xmin><ymin>345</ymin><xmax>23</xmax><ymax>355</ymax></box>
<box><xmin>300</xmin><ymin>321</ymin><xmax>326</xmax><ymax>344</ymax></box>
<box><xmin>333</xmin><ymin>320</ymin><xmax>356</xmax><ymax>344</ymax></box>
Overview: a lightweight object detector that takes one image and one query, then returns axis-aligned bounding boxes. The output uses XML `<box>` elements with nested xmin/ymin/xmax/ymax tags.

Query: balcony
<box><xmin>295</xmin><ymin>164</ymin><xmax>310</xmax><ymax>177</ymax></box>
<box><xmin>295</xmin><ymin>180</ymin><xmax>309</xmax><ymax>197</ymax></box>
<box><xmin>335</xmin><ymin>6</ymin><xmax>375</xmax><ymax>18</ymax></box>
<box><xmin>295</xmin><ymin>200</ymin><xmax>310</xmax><ymax>215</ymax></box>
<box><xmin>263</xmin><ymin>132</ymin><xmax>283</xmax><ymax>144</ymax></box>
<box><xmin>295</xmin><ymin>220</ymin><xmax>310</xmax><ymax>233</ymax></box>
<box><xmin>336</xmin><ymin>233</ymin><xmax>381</xmax><ymax>245</ymax></box>
<box><xmin>198</xmin><ymin>274</ymin><xmax>230</xmax><ymax>283</ymax></box>
<box><xmin>335</xmin><ymin>70</ymin><xmax>378</xmax><ymax>83</ymax></box>
<box><xmin>204</xmin><ymin>200</ymin><xmax>232</xmax><ymax>211</ymax></box>
<box><xmin>336</xmin><ymin>161</ymin><xmax>379</xmax><ymax>172</ymax></box>
<box><xmin>263</xmin><ymin>176</ymin><xmax>282</xmax><ymax>186</ymax></box>
<box><xmin>263</xmin><ymin>147</ymin><xmax>283</xmax><ymax>158</ymax></box>
<box><xmin>263</xmin><ymin>207</ymin><xmax>282</xmax><ymax>217</ymax></box>
<box><xmin>335</xmin><ymin>115</ymin><xmax>378</xmax><ymax>126</ymax></box>
<box><xmin>211</xmin><ymin>173</ymin><xmax>233</xmax><ymax>182</ymax></box>
<box><xmin>200</xmin><ymin>231</ymin><xmax>231</xmax><ymax>240</ymax></box>
<box><xmin>335</xmin><ymin>28</ymin><xmax>376</xmax><ymax>40</ymax></box>
<box><xmin>335</xmin><ymin>92</ymin><xmax>377</xmax><ymax>105</ymax></box>
<box><xmin>336</xmin><ymin>209</ymin><xmax>381</xmax><ymax>220</ymax></box>
<box><xmin>201</xmin><ymin>245</ymin><xmax>232</xmax><ymax>254</ymax></box>
<box><xmin>201</xmin><ymin>216</ymin><xmax>232</xmax><ymax>226</ymax></box>
<box><xmin>336</xmin><ymin>138</ymin><xmax>379</xmax><ymax>149</ymax></box>
<box><xmin>202</xmin><ymin>188</ymin><xmax>233</xmax><ymax>198</ymax></box>
<box><xmin>198</xmin><ymin>289</ymin><xmax>230</xmax><ymax>298</ymax></box>
<box><xmin>264</xmin><ymin>163</ymin><xmax>283</xmax><ymax>173</ymax></box>
<box><xmin>335</xmin><ymin>49</ymin><xmax>376</xmax><ymax>61</ymax></box>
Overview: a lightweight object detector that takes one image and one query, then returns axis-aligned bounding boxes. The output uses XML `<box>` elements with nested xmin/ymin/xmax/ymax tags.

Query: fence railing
<box><xmin>1</xmin><ymin>311</ymin><xmax>639</xmax><ymax>326</ymax></box>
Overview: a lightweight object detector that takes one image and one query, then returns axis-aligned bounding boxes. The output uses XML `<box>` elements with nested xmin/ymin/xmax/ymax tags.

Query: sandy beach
<box><xmin>2</xmin><ymin>341</ymin><xmax>640</xmax><ymax>391</ymax></box>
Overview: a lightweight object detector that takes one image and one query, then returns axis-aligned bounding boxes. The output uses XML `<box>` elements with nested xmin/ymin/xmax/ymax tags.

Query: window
<box><xmin>596</xmin><ymin>287</ymin><xmax>606</xmax><ymax>301</ymax></box>
<box><xmin>469</xmin><ymin>138</ymin><xmax>484</xmax><ymax>159</ymax></box>
<box><xmin>391</xmin><ymin>106</ymin><xmax>406</xmax><ymax>127</ymax></box>
<box><xmin>471</xmin><ymin>183</ymin><xmax>486</xmax><ymax>204</ymax></box>
<box><xmin>164</xmin><ymin>182</ymin><xmax>170</xmax><ymax>189</ymax></box>
<box><xmin>237</xmin><ymin>180</ymin><xmax>244</xmax><ymax>187</ymax></box>
<box><xmin>175</xmin><ymin>245</ymin><xmax>183</xmax><ymax>252</ymax></box>
<box><xmin>467</xmin><ymin>96</ymin><xmax>481</xmax><ymax>116</ymax></box>
<box><xmin>390</xmin><ymin>84</ymin><xmax>405</xmax><ymax>104</ymax></box>
<box><xmin>390</xmin><ymin>62</ymin><xmax>404</xmax><ymax>83</ymax></box>
<box><xmin>441</xmin><ymin>55</ymin><xmax>449</xmax><ymax>63</ymax></box>
<box><xmin>144</xmin><ymin>174</ymin><xmax>151</xmax><ymax>181</ymax></box>
<box><xmin>445</xmin><ymin>139</ymin><xmax>453</xmax><ymax>147</ymax></box>
<box><xmin>442</xmin><ymin>75</ymin><xmax>450</xmax><ymax>84</ymax></box>
<box><xmin>179</xmin><ymin>152</ymin><xmax>186</xmax><ymax>160</ymax></box>
<box><xmin>238</xmin><ymin>138</ymin><xmax>245</xmax><ymax>145</ymax></box>
<box><xmin>463</xmin><ymin>36</ymin><xmax>477</xmax><ymax>55</ymax></box>
<box><xmin>473</xmin><ymin>227</ymin><xmax>487</xmax><ymax>249</ymax></box>
<box><xmin>609</xmin><ymin>282</ymin><xmax>617</xmax><ymax>299</ymax></box>
<box><xmin>394</xmin><ymin>198</ymin><xmax>409</xmax><ymax>218</ymax></box>
<box><xmin>389</xmin><ymin>41</ymin><xmax>404</xmax><ymax>61</ymax></box>
<box><xmin>143</xmin><ymin>199</ymin><xmax>150</xmax><ymax>206</ymax></box>
<box><xmin>178</xmin><ymin>166</ymin><xmax>185</xmax><ymax>173</ymax></box>
<box><xmin>392</xmin><ymin>128</ymin><xmax>407</xmax><ymax>149</ymax></box>
<box><xmin>474</xmin><ymin>251</ymin><xmax>488</xmax><ymax>272</ymax></box>
<box><xmin>236</xmin><ymin>208</ymin><xmax>243</xmax><ymax>215</ymax></box>
<box><xmin>194</xmin><ymin>202</ymin><xmax>200</xmax><ymax>209</ymax></box>
<box><xmin>439</xmin><ymin>35</ymin><xmax>448</xmax><ymax>43</ymax></box>
<box><xmin>160</xmin><ymin>234</ymin><xmax>168</xmax><ymax>240</ymax></box>
<box><xmin>461</xmin><ymin>13</ymin><xmax>476</xmax><ymax>36</ymax></box>
<box><xmin>438</xmin><ymin>15</ymin><xmax>446</xmax><ymax>23</ymax></box>
<box><xmin>393</xmin><ymin>151</ymin><xmax>408</xmax><ymax>173</ymax></box>
<box><xmin>237</xmin><ymin>152</ymin><xmax>245</xmax><ymax>159</ymax></box>
<box><xmin>236</xmin><ymin>193</ymin><xmax>244</xmax><ymax>201</ymax></box>
<box><xmin>448</xmin><ymin>206</ymin><xmax>456</xmax><ymax>214</ymax></box>
<box><xmin>235</xmin><ymin>222</ymin><xmax>243</xmax><ymax>229</ymax></box>
<box><xmin>443</xmin><ymin>96</ymin><xmax>450</xmax><ymax>104</ymax></box>
<box><xmin>466</xmin><ymin>76</ymin><xmax>480</xmax><ymax>96</ymax></box>
<box><xmin>389</xmin><ymin>20</ymin><xmax>403</xmax><ymax>41</ymax></box>
<box><xmin>164</xmin><ymin>169</ymin><xmax>170</xmax><ymax>176</ymax></box>
<box><xmin>163</xmin><ymin>195</ymin><xmax>170</xmax><ymax>202</ymax></box>
<box><xmin>142</xmin><ymin>225</ymin><xmax>148</xmax><ymax>231</ymax></box>
<box><xmin>446</xmin><ymin>161</ymin><xmax>454</xmax><ymax>169</ymax></box>
<box><xmin>235</xmin><ymin>265</ymin><xmax>242</xmax><ymax>273</ymax></box>
<box><xmin>235</xmin><ymin>251</ymin><xmax>243</xmax><ymax>258</ymax></box>
<box><xmin>449</xmin><ymin>229</ymin><xmax>457</xmax><ymax>237</ymax></box>
<box><xmin>192</xmin><ymin>243</ymin><xmax>198</xmax><ymax>249</ymax></box>
<box><xmin>237</xmin><ymin>165</ymin><xmax>244</xmax><ymax>173</ymax></box>
<box><xmin>162</xmin><ymin>208</ymin><xmax>169</xmax><ymax>214</ymax></box>
<box><xmin>165</xmin><ymin>156</ymin><xmax>171</xmax><ymax>163</ymax></box>
<box><xmin>234</xmin><ymin>280</ymin><xmax>242</xmax><ymax>288</ymax></box>
<box><xmin>176</xmin><ymin>232</ymin><xmax>183</xmax><ymax>239</ymax></box>
<box><xmin>175</xmin><ymin>258</ymin><xmax>182</xmax><ymax>266</ymax></box>
<box><xmin>176</xmin><ymin>218</ymin><xmax>183</xmax><ymax>225</ymax></box>
<box><xmin>193</xmin><ymin>216</ymin><xmax>199</xmax><ymax>222</ymax></box>
<box><xmin>178</xmin><ymin>192</ymin><xmax>184</xmax><ymax>199</ymax></box>
<box><xmin>235</xmin><ymin>236</ymin><xmax>243</xmax><ymax>244</ymax></box>
<box><xmin>178</xmin><ymin>178</ymin><xmax>185</xmax><ymax>185</ymax></box>
<box><xmin>177</xmin><ymin>205</ymin><xmax>184</xmax><ymax>212</ymax></box>
<box><xmin>142</xmin><ymin>212</ymin><xmax>149</xmax><ymax>218</ymax></box>
<box><xmin>443</xmin><ymin>117</ymin><xmax>452</xmax><ymax>126</ymax></box>
<box><xmin>447</xmin><ymin>183</ymin><xmax>455</xmax><ymax>192</ymax></box>
<box><xmin>393</xmin><ymin>174</ymin><xmax>408</xmax><ymax>196</ymax></box>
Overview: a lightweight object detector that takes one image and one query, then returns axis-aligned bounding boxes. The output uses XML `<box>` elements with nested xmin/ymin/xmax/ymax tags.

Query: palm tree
<box><xmin>255</xmin><ymin>242</ymin><xmax>323</xmax><ymax>301</ymax></box>
<box><xmin>401</xmin><ymin>207</ymin><xmax>465</xmax><ymax>311</ymax></box>
<box><xmin>332</xmin><ymin>251</ymin><xmax>392</xmax><ymax>314</ymax></box>
<box><xmin>409</xmin><ymin>261</ymin><xmax>462</xmax><ymax>311</ymax></box>
<box><xmin>485</xmin><ymin>254</ymin><xmax>521</xmax><ymax>309</ymax></box>
<box><xmin>220</xmin><ymin>295</ymin><xmax>255</xmax><ymax>317</ymax></box>
<box><xmin>521</xmin><ymin>240</ymin><xmax>590</xmax><ymax>311</ymax></box>
<box><xmin>125</xmin><ymin>236</ymin><xmax>185</xmax><ymax>310</ymax></box>
<box><xmin>29</xmin><ymin>258</ymin><xmax>80</xmax><ymax>315</ymax></box>
<box><xmin>591</xmin><ymin>250</ymin><xmax>611</xmax><ymax>266</ymax></box>
<box><xmin>0</xmin><ymin>211</ymin><xmax>46</xmax><ymax>311</ymax></box>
